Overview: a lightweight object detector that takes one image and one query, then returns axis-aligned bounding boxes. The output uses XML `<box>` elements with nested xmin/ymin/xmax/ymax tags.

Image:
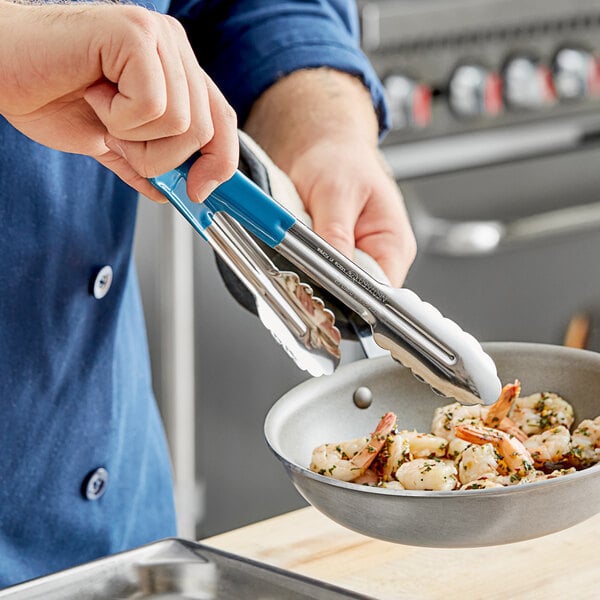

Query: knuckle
<box><xmin>139</xmin><ymin>95</ymin><xmax>167</xmax><ymax>123</ymax></box>
<box><xmin>167</xmin><ymin>112</ymin><xmax>191</xmax><ymax>136</ymax></box>
<box><xmin>221</xmin><ymin>103</ymin><xmax>238</xmax><ymax>127</ymax></box>
<box><xmin>323</xmin><ymin>223</ymin><xmax>354</xmax><ymax>250</ymax></box>
<box><xmin>164</xmin><ymin>13</ymin><xmax>186</xmax><ymax>34</ymax></box>
<box><xmin>196</xmin><ymin>120</ymin><xmax>215</xmax><ymax>148</ymax></box>
<box><xmin>122</xmin><ymin>6</ymin><xmax>159</xmax><ymax>39</ymax></box>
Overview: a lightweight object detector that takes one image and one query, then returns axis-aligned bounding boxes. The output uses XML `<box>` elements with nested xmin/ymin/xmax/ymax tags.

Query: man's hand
<box><xmin>244</xmin><ymin>68</ymin><xmax>416</xmax><ymax>287</ymax></box>
<box><xmin>0</xmin><ymin>1</ymin><xmax>238</xmax><ymax>202</ymax></box>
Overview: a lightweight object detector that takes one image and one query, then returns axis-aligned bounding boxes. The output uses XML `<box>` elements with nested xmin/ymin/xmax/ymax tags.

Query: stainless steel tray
<box><xmin>0</xmin><ymin>538</ymin><xmax>373</xmax><ymax>599</ymax></box>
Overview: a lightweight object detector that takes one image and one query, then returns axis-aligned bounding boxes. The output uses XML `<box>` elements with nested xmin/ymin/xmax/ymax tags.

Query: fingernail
<box><xmin>193</xmin><ymin>180</ymin><xmax>220</xmax><ymax>202</ymax></box>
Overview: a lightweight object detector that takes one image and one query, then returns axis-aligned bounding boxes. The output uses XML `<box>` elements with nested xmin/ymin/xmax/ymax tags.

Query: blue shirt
<box><xmin>0</xmin><ymin>0</ymin><xmax>386</xmax><ymax>589</ymax></box>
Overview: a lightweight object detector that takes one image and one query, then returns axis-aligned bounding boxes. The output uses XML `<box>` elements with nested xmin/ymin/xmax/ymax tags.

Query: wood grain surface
<box><xmin>203</xmin><ymin>506</ymin><xmax>600</xmax><ymax>599</ymax></box>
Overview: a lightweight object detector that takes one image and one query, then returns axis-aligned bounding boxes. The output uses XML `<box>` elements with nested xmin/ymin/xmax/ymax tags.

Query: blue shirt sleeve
<box><xmin>170</xmin><ymin>0</ymin><xmax>390</xmax><ymax>137</ymax></box>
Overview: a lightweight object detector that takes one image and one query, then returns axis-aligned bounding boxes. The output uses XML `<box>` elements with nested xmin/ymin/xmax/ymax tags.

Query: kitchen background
<box><xmin>134</xmin><ymin>0</ymin><xmax>600</xmax><ymax>539</ymax></box>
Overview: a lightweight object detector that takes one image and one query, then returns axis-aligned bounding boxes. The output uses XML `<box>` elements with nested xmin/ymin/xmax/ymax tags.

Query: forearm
<box><xmin>176</xmin><ymin>1</ymin><xmax>388</xmax><ymax>135</ymax></box>
<box><xmin>244</xmin><ymin>67</ymin><xmax>380</xmax><ymax>172</ymax></box>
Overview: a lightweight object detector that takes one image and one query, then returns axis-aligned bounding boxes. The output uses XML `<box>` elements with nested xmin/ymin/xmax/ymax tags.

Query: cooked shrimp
<box><xmin>311</xmin><ymin>385</ymin><xmax>595</xmax><ymax>492</ymax></box>
<box><xmin>446</xmin><ymin>437</ymin><xmax>471</xmax><ymax>462</ymax></box>
<box><xmin>395</xmin><ymin>458</ymin><xmax>458</xmax><ymax>491</ymax></box>
<box><xmin>375</xmin><ymin>430</ymin><xmax>448</xmax><ymax>481</ymax></box>
<box><xmin>432</xmin><ymin>382</ymin><xmax>526</xmax><ymax>443</ymax></box>
<box><xmin>569</xmin><ymin>416</ymin><xmax>600</xmax><ymax>467</ymax></box>
<box><xmin>457</xmin><ymin>442</ymin><xmax>499</xmax><ymax>485</ymax></box>
<box><xmin>523</xmin><ymin>425</ymin><xmax>572</xmax><ymax>468</ymax></box>
<box><xmin>496</xmin><ymin>417</ymin><xmax>528</xmax><ymax>443</ymax></box>
<box><xmin>310</xmin><ymin>412</ymin><xmax>397</xmax><ymax>482</ymax></box>
<box><xmin>509</xmin><ymin>392</ymin><xmax>574</xmax><ymax>436</ymax></box>
<box><xmin>353</xmin><ymin>469</ymin><xmax>380</xmax><ymax>486</ymax></box>
<box><xmin>381</xmin><ymin>480</ymin><xmax>405</xmax><ymax>490</ymax></box>
<box><xmin>460</xmin><ymin>474</ymin><xmax>507</xmax><ymax>490</ymax></box>
<box><xmin>454</xmin><ymin>424</ymin><xmax>536</xmax><ymax>482</ymax></box>
<box><xmin>372</xmin><ymin>432</ymin><xmax>411</xmax><ymax>482</ymax></box>
<box><xmin>310</xmin><ymin>437</ymin><xmax>367</xmax><ymax>480</ymax></box>
<box><xmin>399</xmin><ymin>430</ymin><xmax>449</xmax><ymax>459</ymax></box>
<box><xmin>431</xmin><ymin>402</ymin><xmax>485</xmax><ymax>441</ymax></box>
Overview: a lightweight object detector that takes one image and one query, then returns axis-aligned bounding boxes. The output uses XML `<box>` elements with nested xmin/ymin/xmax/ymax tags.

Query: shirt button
<box><xmin>92</xmin><ymin>266</ymin><xmax>113</xmax><ymax>299</ymax></box>
<box><xmin>82</xmin><ymin>467</ymin><xmax>109</xmax><ymax>500</ymax></box>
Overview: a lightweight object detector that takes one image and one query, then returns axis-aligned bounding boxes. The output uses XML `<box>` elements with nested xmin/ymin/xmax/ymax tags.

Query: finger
<box><xmin>104</xmin><ymin>129</ymin><xmax>203</xmax><ymax>179</ymax></box>
<box><xmin>86</xmin><ymin>24</ymin><xmax>198</xmax><ymax>142</ymax></box>
<box><xmin>121</xmin><ymin>17</ymin><xmax>192</xmax><ymax>140</ymax></box>
<box><xmin>305</xmin><ymin>178</ymin><xmax>364</xmax><ymax>261</ymax></box>
<box><xmin>102</xmin><ymin>48</ymin><xmax>230</xmax><ymax>180</ymax></box>
<box><xmin>186</xmin><ymin>77</ymin><xmax>239</xmax><ymax>201</ymax></box>
<box><xmin>354</xmin><ymin>184</ymin><xmax>417</xmax><ymax>286</ymax></box>
<box><xmin>101</xmin><ymin>75</ymin><xmax>222</xmax><ymax>178</ymax></box>
<box><xmin>357</xmin><ymin>228</ymin><xmax>414</xmax><ymax>287</ymax></box>
<box><xmin>84</xmin><ymin>47</ymin><xmax>168</xmax><ymax>135</ymax></box>
<box><xmin>96</xmin><ymin>149</ymin><xmax>169</xmax><ymax>203</ymax></box>
<box><xmin>101</xmin><ymin>70</ymin><xmax>208</xmax><ymax>178</ymax></box>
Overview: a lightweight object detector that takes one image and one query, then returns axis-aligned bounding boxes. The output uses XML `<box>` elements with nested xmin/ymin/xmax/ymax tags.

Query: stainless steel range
<box><xmin>358</xmin><ymin>0</ymin><xmax>600</xmax><ymax>345</ymax></box>
<box><xmin>361</xmin><ymin>0</ymin><xmax>600</xmax><ymax>150</ymax></box>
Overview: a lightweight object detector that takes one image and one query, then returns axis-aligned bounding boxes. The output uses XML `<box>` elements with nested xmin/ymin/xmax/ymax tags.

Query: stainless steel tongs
<box><xmin>150</xmin><ymin>157</ymin><xmax>502</xmax><ymax>406</ymax></box>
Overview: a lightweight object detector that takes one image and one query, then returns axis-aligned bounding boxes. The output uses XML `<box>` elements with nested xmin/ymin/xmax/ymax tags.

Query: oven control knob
<box><xmin>504</xmin><ymin>56</ymin><xmax>557</xmax><ymax>109</ymax></box>
<box><xmin>383</xmin><ymin>74</ymin><xmax>432</xmax><ymax>130</ymax></box>
<box><xmin>448</xmin><ymin>64</ymin><xmax>503</xmax><ymax>117</ymax></box>
<box><xmin>553</xmin><ymin>48</ymin><xmax>600</xmax><ymax>99</ymax></box>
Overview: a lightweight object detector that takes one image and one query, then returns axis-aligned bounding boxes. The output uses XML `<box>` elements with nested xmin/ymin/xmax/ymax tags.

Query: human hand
<box><xmin>279</xmin><ymin>138</ymin><xmax>414</xmax><ymax>287</ymax></box>
<box><xmin>0</xmin><ymin>1</ymin><xmax>238</xmax><ymax>202</ymax></box>
<box><xmin>244</xmin><ymin>68</ymin><xmax>416</xmax><ymax>287</ymax></box>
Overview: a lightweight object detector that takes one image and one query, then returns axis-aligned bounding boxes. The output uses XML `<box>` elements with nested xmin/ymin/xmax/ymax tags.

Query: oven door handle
<box><xmin>409</xmin><ymin>200</ymin><xmax>600</xmax><ymax>256</ymax></box>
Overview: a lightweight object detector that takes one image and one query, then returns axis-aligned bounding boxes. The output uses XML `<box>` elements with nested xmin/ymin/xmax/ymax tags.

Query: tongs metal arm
<box><xmin>279</xmin><ymin>221</ymin><xmax>456</xmax><ymax>364</ymax></box>
<box><xmin>209</xmin><ymin>213</ymin><xmax>307</xmax><ymax>337</ymax></box>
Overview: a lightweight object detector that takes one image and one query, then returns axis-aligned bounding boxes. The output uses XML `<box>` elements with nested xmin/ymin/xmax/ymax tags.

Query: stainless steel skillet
<box><xmin>264</xmin><ymin>342</ymin><xmax>600</xmax><ymax>547</ymax></box>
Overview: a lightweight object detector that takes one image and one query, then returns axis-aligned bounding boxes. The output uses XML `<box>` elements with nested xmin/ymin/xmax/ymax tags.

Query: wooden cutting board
<box><xmin>203</xmin><ymin>506</ymin><xmax>600</xmax><ymax>599</ymax></box>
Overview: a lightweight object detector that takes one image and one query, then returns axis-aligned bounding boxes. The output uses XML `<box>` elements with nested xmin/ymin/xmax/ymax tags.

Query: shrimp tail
<box><xmin>499</xmin><ymin>416</ymin><xmax>528</xmax><ymax>442</ymax></box>
<box><xmin>351</xmin><ymin>412</ymin><xmax>397</xmax><ymax>471</ymax></box>
<box><xmin>455</xmin><ymin>422</ymin><xmax>535</xmax><ymax>480</ymax></box>
<box><xmin>484</xmin><ymin>379</ymin><xmax>521</xmax><ymax>428</ymax></box>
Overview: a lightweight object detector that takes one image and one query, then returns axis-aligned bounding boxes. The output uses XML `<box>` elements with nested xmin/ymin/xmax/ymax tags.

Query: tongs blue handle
<box><xmin>149</xmin><ymin>153</ymin><xmax>295</xmax><ymax>246</ymax></box>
